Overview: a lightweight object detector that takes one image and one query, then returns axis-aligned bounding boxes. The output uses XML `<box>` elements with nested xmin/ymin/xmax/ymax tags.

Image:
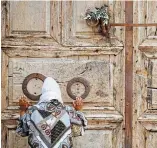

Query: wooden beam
<box><xmin>125</xmin><ymin>1</ymin><xmax>133</xmax><ymax>148</ymax></box>
<box><xmin>110</xmin><ymin>23</ymin><xmax>157</xmax><ymax>27</ymax></box>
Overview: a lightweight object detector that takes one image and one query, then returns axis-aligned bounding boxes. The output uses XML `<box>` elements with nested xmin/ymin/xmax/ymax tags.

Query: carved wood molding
<box><xmin>139</xmin><ymin>38</ymin><xmax>157</xmax><ymax>52</ymax></box>
<box><xmin>137</xmin><ymin>37</ymin><xmax>157</xmax><ymax>110</ymax></box>
<box><xmin>138</xmin><ymin>110</ymin><xmax>157</xmax><ymax>131</ymax></box>
<box><xmin>2</xmin><ymin>36</ymin><xmax>123</xmax><ymax>57</ymax></box>
<box><xmin>2</xmin><ymin>46</ymin><xmax>123</xmax><ymax>58</ymax></box>
<box><xmin>136</xmin><ymin>35</ymin><xmax>157</xmax><ymax>131</ymax></box>
<box><xmin>2</xmin><ymin>106</ymin><xmax>123</xmax><ymax>130</ymax></box>
<box><xmin>139</xmin><ymin>37</ymin><xmax>157</xmax><ymax>58</ymax></box>
<box><xmin>84</xmin><ymin>108</ymin><xmax>123</xmax><ymax>129</ymax></box>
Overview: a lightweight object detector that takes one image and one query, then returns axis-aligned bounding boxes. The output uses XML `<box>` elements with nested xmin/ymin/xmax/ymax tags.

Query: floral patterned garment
<box><xmin>16</xmin><ymin>99</ymin><xmax>87</xmax><ymax>148</ymax></box>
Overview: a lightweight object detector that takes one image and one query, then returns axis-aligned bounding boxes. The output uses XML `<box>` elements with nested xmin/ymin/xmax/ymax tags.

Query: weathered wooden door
<box><xmin>1</xmin><ymin>1</ymin><xmax>157</xmax><ymax>148</ymax></box>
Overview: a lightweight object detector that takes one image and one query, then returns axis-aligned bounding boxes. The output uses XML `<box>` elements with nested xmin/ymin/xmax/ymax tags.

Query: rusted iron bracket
<box><xmin>110</xmin><ymin>23</ymin><xmax>157</xmax><ymax>27</ymax></box>
<box><xmin>66</xmin><ymin>77</ymin><xmax>90</xmax><ymax>100</ymax></box>
<box><xmin>125</xmin><ymin>1</ymin><xmax>133</xmax><ymax>148</ymax></box>
<box><xmin>22</xmin><ymin>73</ymin><xmax>46</xmax><ymax>101</ymax></box>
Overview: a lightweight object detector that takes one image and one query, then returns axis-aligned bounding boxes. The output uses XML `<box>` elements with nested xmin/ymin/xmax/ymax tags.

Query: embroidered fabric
<box><xmin>16</xmin><ymin>100</ymin><xmax>87</xmax><ymax>148</ymax></box>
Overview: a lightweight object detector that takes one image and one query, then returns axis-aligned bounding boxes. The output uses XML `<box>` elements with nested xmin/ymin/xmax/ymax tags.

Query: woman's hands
<box><xmin>73</xmin><ymin>97</ymin><xmax>83</xmax><ymax>111</ymax></box>
<box><xmin>19</xmin><ymin>96</ymin><xmax>31</xmax><ymax>110</ymax></box>
<box><xmin>19</xmin><ymin>96</ymin><xmax>31</xmax><ymax>116</ymax></box>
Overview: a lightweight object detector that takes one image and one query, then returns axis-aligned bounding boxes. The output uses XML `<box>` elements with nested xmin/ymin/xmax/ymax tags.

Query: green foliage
<box><xmin>84</xmin><ymin>5</ymin><xmax>109</xmax><ymax>25</ymax></box>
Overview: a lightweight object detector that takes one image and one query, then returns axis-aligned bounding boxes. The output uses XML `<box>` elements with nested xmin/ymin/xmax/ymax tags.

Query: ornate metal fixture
<box><xmin>84</xmin><ymin>5</ymin><xmax>110</xmax><ymax>38</ymax></box>
<box><xmin>22</xmin><ymin>73</ymin><xmax>46</xmax><ymax>101</ymax></box>
<box><xmin>66</xmin><ymin>77</ymin><xmax>90</xmax><ymax>100</ymax></box>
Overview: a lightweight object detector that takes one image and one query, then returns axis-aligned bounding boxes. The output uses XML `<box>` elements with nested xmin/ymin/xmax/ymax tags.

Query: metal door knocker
<box><xmin>22</xmin><ymin>73</ymin><xmax>46</xmax><ymax>101</ymax></box>
<box><xmin>66</xmin><ymin>77</ymin><xmax>90</xmax><ymax>100</ymax></box>
<box><xmin>84</xmin><ymin>5</ymin><xmax>110</xmax><ymax>38</ymax></box>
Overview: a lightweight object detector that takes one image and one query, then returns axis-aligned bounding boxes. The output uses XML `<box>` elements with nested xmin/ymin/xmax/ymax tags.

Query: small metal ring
<box><xmin>22</xmin><ymin>73</ymin><xmax>46</xmax><ymax>101</ymax></box>
<box><xmin>86</xmin><ymin>19</ymin><xmax>99</xmax><ymax>27</ymax></box>
<box><xmin>66</xmin><ymin>77</ymin><xmax>90</xmax><ymax>100</ymax></box>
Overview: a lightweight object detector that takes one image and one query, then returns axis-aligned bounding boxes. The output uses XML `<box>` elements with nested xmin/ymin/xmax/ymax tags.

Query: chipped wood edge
<box><xmin>138</xmin><ymin>111</ymin><xmax>157</xmax><ymax>131</ymax></box>
<box><xmin>51</xmin><ymin>1</ymin><xmax>62</xmax><ymax>44</ymax></box>
<box><xmin>1</xmin><ymin>51</ymin><xmax>9</xmax><ymax>112</ymax></box>
<box><xmin>2</xmin><ymin>47</ymin><xmax>123</xmax><ymax>58</ymax></box>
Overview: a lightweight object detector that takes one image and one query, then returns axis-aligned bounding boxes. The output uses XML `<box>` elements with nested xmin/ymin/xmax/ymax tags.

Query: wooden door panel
<box><xmin>8</xmin><ymin>130</ymin><xmax>28</xmax><ymax>148</ymax></box>
<box><xmin>147</xmin><ymin>59</ymin><xmax>157</xmax><ymax>109</ymax></box>
<box><xmin>133</xmin><ymin>37</ymin><xmax>157</xmax><ymax>147</ymax></box>
<box><xmin>133</xmin><ymin>1</ymin><xmax>157</xmax><ymax>147</ymax></box>
<box><xmin>2</xmin><ymin>1</ymin><xmax>156</xmax><ymax>148</ymax></box>
<box><xmin>9</xmin><ymin>57</ymin><xmax>113</xmax><ymax>104</ymax></box>
<box><xmin>7</xmin><ymin>1</ymin><xmax>50</xmax><ymax>37</ymax></box>
<box><xmin>146</xmin><ymin>132</ymin><xmax>157</xmax><ymax>148</ymax></box>
<box><xmin>1</xmin><ymin>1</ymin><xmax>126</xmax><ymax>148</ymax></box>
<box><xmin>73</xmin><ymin>130</ymin><xmax>112</xmax><ymax>148</ymax></box>
<box><xmin>10</xmin><ymin>2</ymin><xmax>50</xmax><ymax>34</ymax></box>
<box><xmin>134</xmin><ymin>43</ymin><xmax>157</xmax><ymax>146</ymax></box>
<box><xmin>2</xmin><ymin>1</ymin><xmax>60</xmax><ymax>46</ymax></box>
<box><xmin>2</xmin><ymin>54</ymin><xmax>124</xmax><ymax>147</ymax></box>
<box><xmin>61</xmin><ymin>1</ymin><xmax>124</xmax><ymax>46</ymax></box>
<box><xmin>2</xmin><ymin>53</ymin><xmax>124</xmax><ymax>148</ymax></box>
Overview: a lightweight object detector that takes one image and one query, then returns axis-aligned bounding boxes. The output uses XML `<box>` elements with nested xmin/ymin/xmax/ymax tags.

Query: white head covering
<box><xmin>38</xmin><ymin>77</ymin><xmax>63</xmax><ymax>104</ymax></box>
